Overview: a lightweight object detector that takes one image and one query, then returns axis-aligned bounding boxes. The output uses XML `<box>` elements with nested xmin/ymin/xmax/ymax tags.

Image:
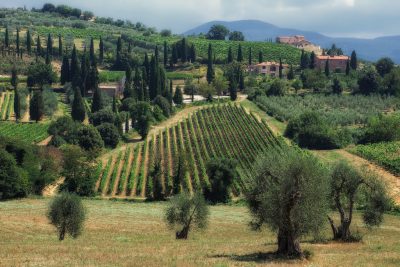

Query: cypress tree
<box><xmin>26</xmin><ymin>30</ymin><xmax>32</xmax><ymax>55</ymax></box>
<box><xmin>169</xmin><ymin>80</ymin><xmax>173</xmax><ymax>104</ymax></box>
<box><xmin>14</xmin><ymin>88</ymin><xmax>21</xmax><ymax>121</ymax></box>
<box><xmin>30</xmin><ymin>90</ymin><xmax>44</xmax><ymax>122</ymax></box>
<box><xmin>309</xmin><ymin>51</ymin><xmax>316</xmax><ymax>69</ymax></box>
<box><xmin>71</xmin><ymin>87</ymin><xmax>86</xmax><ymax>122</ymax></box>
<box><xmin>239</xmin><ymin>70</ymin><xmax>245</xmax><ymax>91</ymax></box>
<box><xmin>58</xmin><ymin>34</ymin><xmax>62</xmax><ymax>58</ymax></box>
<box><xmin>181</xmin><ymin>38</ymin><xmax>187</xmax><ymax>63</ymax></box>
<box><xmin>258</xmin><ymin>51</ymin><xmax>263</xmax><ymax>63</ymax></box>
<box><xmin>206</xmin><ymin>44</ymin><xmax>214</xmax><ymax>84</ymax></box>
<box><xmin>5</xmin><ymin>27</ymin><xmax>9</xmax><ymax>48</ymax></box>
<box><xmin>88</xmin><ymin>58</ymin><xmax>99</xmax><ymax>96</ymax></box>
<box><xmin>229</xmin><ymin>76</ymin><xmax>237</xmax><ymax>101</ymax></box>
<box><xmin>80</xmin><ymin>53</ymin><xmax>90</xmax><ymax>96</ymax></box>
<box><xmin>279</xmin><ymin>58</ymin><xmax>283</xmax><ymax>79</ymax></box>
<box><xmin>134</xmin><ymin>68</ymin><xmax>143</xmax><ymax>101</ymax></box>
<box><xmin>248</xmin><ymin>47</ymin><xmax>252</xmax><ymax>65</ymax></box>
<box><xmin>149</xmin><ymin>55</ymin><xmax>160</xmax><ymax>100</ymax></box>
<box><xmin>171</xmin><ymin>45</ymin><xmax>178</xmax><ymax>65</ymax></box>
<box><xmin>36</xmin><ymin>35</ymin><xmax>42</xmax><ymax>57</ymax></box>
<box><xmin>90</xmin><ymin>38</ymin><xmax>95</xmax><ymax>64</ymax></box>
<box><xmin>346</xmin><ymin>60</ymin><xmax>350</xmax><ymax>76</ymax></box>
<box><xmin>190</xmin><ymin>44</ymin><xmax>196</xmax><ymax>63</ymax></box>
<box><xmin>287</xmin><ymin>64</ymin><xmax>295</xmax><ymax>80</ymax></box>
<box><xmin>142</xmin><ymin>68</ymin><xmax>150</xmax><ymax>102</ymax></box>
<box><xmin>350</xmin><ymin>50</ymin><xmax>357</xmax><ymax>70</ymax></box>
<box><xmin>237</xmin><ymin>44</ymin><xmax>243</xmax><ymax>62</ymax></box>
<box><xmin>70</xmin><ymin>45</ymin><xmax>81</xmax><ymax>88</ymax></box>
<box><xmin>325</xmin><ymin>60</ymin><xmax>330</xmax><ymax>77</ymax></box>
<box><xmin>112</xmin><ymin>95</ymin><xmax>117</xmax><ymax>113</ymax></box>
<box><xmin>46</xmin><ymin>34</ymin><xmax>53</xmax><ymax>58</ymax></box>
<box><xmin>99</xmin><ymin>37</ymin><xmax>104</xmax><ymax>64</ymax></box>
<box><xmin>117</xmin><ymin>37</ymin><xmax>122</xmax><ymax>53</ymax></box>
<box><xmin>173</xmin><ymin>86</ymin><xmax>183</xmax><ymax>105</ymax></box>
<box><xmin>60</xmin><ymin>56</ymin><xmax>70</xmax><ymax>85</ymax></box>
<box><xmin>16</xmin><ymin>28</ymin><xmax>20</xmax><ymax>54</ymax></box>
<box><xmin>11</xmin><ymin>66</ymin><xmax>18</xmax><ymax>90</ymax></box>
<box><xmin>155</xmin><ymin>46</ymin><xmax>160</xmax><ymax>64</ymax></box>
<box><xmin>163</xmin><ymin>41</ymin><xmax>168</xmax><ymax>67</ymax></box>
<box><xmin>124</xmin><ymin>65</ymin><xmax>134</xmax><ymax>99</ymax></box>
<box><xmin>143</xmin><ymin>53</ymin><xmax>150</xmax><ymax>85</ymax></box>
<box><xmin>91</xmin><ymin>86</ymin><xmax>103</xmax><ymax>113</ymax></box>
<box><xmin>227</xmin><ymin>46</ymin><xmax>233</xmax><ymax>63</ymax></box>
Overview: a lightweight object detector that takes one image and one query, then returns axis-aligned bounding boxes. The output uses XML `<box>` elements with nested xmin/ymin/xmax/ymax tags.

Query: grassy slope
<box><xmin>0</xmin><ymin>198</ymin><xmax>399</xmax><ymax>267</ymax></box>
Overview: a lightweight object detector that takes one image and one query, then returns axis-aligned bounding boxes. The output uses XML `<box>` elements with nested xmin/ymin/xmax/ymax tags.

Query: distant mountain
<box><xmin>183</xmin><ymin>20</ymin><xmax>400</xmax><ymax>63</ymax></box>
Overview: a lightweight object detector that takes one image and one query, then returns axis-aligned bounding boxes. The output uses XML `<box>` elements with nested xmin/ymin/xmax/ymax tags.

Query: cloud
<box><xmin>3</xmin><ymin>0</ymin><xmax>399</xmax><ymax>38</ymax></box>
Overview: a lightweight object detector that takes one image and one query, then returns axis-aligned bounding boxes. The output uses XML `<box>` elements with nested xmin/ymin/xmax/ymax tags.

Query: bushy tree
<box><xmin>332</xmin><ymin>77</ymin><xmax>343</xmax><ymax>94</ymax></box>
<box><xmin>204</xmin><ymin>158</ymin><xmax>238</xmax><ymax>204</ymax></box>
<box><xmin>153</xmin><ymin>95</ymin><xmax>172</xmax><ymax>117</ymax></box>
<box><xmin>206</xmin><ymin>24</ymin><xmax>229</xmax><ymax>40</ymax></box>
<box><xmin>71</xmin><ymin>88</ymin><xmax>86</xmax><ymax>122</ymax></box>
<box><xmin>73</xmin><ymin>125</ymin><xmax>104</xmax><ymax>155</ymax></box>
<box><xmin>247</xmin><ymin>149</ymin><xmax>329</xmax><ymax>257</ymax></box>
<box><xmin>229</xmin><ymin>31</ymin><xmax>245</xmax><ymax>41</ymax></box>
<box><xmin>90</xmin><ymin>109</ymin><xmax>116</xmax><ymax>126</ymax></box>
<box><xmin>328</xmin><ymin>162</ymin><xmax>390</xmax><ymax>242</ymax></box>
<box><xmin>137</xmin><ymin>115</ymin><xmax>151</xmax><ymax>140</ymax></box>
<box><xmin>165</xmin><ymin>192</ymin><xmax>209</xmax><ymax>239</ymax></box>
<box><xmin>267</xmin><ymin>79</ymin><xmax>286</xmax><ymax>96</ymax></box>
<box><xmin>27</xmin><ymin>62</ymin><xmax>57</xmax><ymax>88</ymax></box>
<box><xmin>47</xmin><ymin>192</ymin><xmax>86</xmax><ymax>241</ymax></box>
<box><xmin>96</xmin><ymin>123</ymin><xmax>120</xmax><ymax>148</ymax></box>
<box><xmin>361</xmin><ymin>114</ymin><xmax>400</xmax><ymax>144</ymax></box>
<box><xmin>358</xmin><ymin>68</ymin><xmax>381</xmax><ymax>95</ymax></box>
<box><xmin>375</xmin><ymin>57</ymin><xmax>395</xmax><ymax>77</ymax></box>
<box><xmin>383</xmin><ymin>68</ymin><xmax>400</xmax><ymax>96</ymax></box>
<box><xmin>173</xmin><ymin>86</ymin><xmax>183</xmax><ymax>105</ymax></box>
<box><xmin>29</xmin><ymin>90</ymin><xmax>44</xmax><ymax>122</ymax></box>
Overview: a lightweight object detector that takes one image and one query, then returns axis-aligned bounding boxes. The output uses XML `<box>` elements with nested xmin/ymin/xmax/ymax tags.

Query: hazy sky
<box><xmin>2</xmin><ymin>0</ymin><xmax>399</xmax><ymax>38</ymax></box>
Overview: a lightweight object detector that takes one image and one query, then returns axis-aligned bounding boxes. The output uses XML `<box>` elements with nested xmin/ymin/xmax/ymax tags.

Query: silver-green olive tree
<box><xmin>246</xmin><ymin>148</ymin><xmax>330</xmax><ymax>258</ymax></box>
<box><xmin>47</xmin><ymin>192</ymin><xmax>86</xmax><ymax>241</ymax></box>
<box><xmin>165</xmin><ymin>192</ymin><xmax>209</xmax><ymax>239</ymax></box>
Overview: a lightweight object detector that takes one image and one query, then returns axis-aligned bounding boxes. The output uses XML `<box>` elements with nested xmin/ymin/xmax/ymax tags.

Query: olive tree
<box><xmin>328</xmin><ymin>161</ymin><xmax>390</xmax><ymax>242</ymax></box>
<box><xmin>47</xmin><ymin>192</ymin><xmax>86</xmax><ymax>241</ymax></box>
<box><xmin>165</xmin><ymin>192</ymin><xmax>209</xmax><ymax>239</ymax></box>
<box><xmin>246</xmin><ymin>148</ymin><xmax>329</xmax><ymax>258</ymax></box>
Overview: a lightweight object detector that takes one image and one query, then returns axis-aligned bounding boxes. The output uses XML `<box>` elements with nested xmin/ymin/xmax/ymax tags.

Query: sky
<box><xmin>2</xmin><ymin>0</ymin><xmax>400</xmax><ymax>38</ymax></box>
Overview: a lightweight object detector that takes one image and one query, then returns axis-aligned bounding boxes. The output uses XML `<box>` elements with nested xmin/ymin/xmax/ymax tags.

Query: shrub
<box><xmin>153</xmin><ymin>95</ymin><xmax>172</xmax><ymax>118</ymax></box>
<box><xmin>96</xmin><ymin>123</ymin><xmax>120</xmax><ymax>148</ymax></box>
<box><xmin>90</xmin><ymin>109</ymin><xmax>116</xmax><ymax>126</ymax></box>
<box><xmin>361</xmin><ymin>114</ymin><xmax>400</xmax><ymax>144</ymax></box>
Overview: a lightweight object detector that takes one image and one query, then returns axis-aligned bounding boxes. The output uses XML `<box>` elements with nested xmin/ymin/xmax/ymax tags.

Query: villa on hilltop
<box><xmin>276</xmin><ymin>35</ymin><xmax>322</xmax><ymax>55</ymax></box>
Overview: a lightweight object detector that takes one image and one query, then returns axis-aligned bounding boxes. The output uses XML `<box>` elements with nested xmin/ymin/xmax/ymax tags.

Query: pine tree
<box><xmin>91</xmin><ymin>86</ymin><xmax>103</xmax><ymax>113</ymax></box>
<box><xmin>26</xmin><ymin>30</ymin><xmax>32</xmax><ymax>55</ymax></box>
<box><xmin>309</xmin><ymin>51</ymin><xmax>316</xmax><ymax>69</ymax></box>
<box><xmin>258</xmin><ymin>51</ymin><xmax>263</xmax><ymax>63</ymax></box>
<box><xmin>206</xmin><ymin>43</ymin><xmax>215</xmax><ymax>84</ymax></box>
<box><xmin>279</xmin><ymin>58</ymin><xmax>284</xmax><ymax>79</ymax></box>
<box><xmin>16</xmin><ymin>28</ymin><xmax>20</xmax><ymax>54</ymax></box>
<box><xmin>99</xmin><ymin>37</ymin><xmax>104</xmax><ymax>64</ymax></box>
<box><xmin>248</xmin><ymin>47</ymin><xmax>252</xmax><ymax>65</ymax></box>
<box><xmin>190</xmin><ymin>44</ymin><xmax>196</xmax><ymax>63</ymax></box>
<box><xmin>60</xmin><ymin>56</ymin><xmax>70</xmax><ymax>85</ymax></box>
<box><xmin>5</xmin><ymin>27</ymin><xmax>9</xmax><ymax>48</ymax></box>
<box><xmin>58</xmin><ymin>34</ymin><xmax>62</xmax><ymax>58</ymax></box>
<box><xmin>36</xmin><ymin>35</ymin><xmax>42</xmax><ymax>57</ymax></box>
<box><xmin>350</xmin><ymin>50</ymin><xmax>357</xmax><ymax>70</ymax></box>
<box><xmin>30</xmin><ymin>90</ymin><xmax>44</xmax><ymax>122</ymax></box>
<box><xmin>14</xmin><ymin>88</ymin><xmax>21</xmax><ymax>121</ymax></box>
<box><xmin>237</xmin><ymin>44</ymin><xmax>243</xmax><ymax>62</ymax></box>
<box><xmin>325</xmin><ymin>60</ymin><xmax>330</xmax><ymax>77</ymax></box>
<box><xmin>227</xmin><ymin>46</ymin><xmax>233</xmax><ymax>63</ymax></box>
<box><xmin>11</xmin><ymin>66</ymin><xmax>18</xmax><ymax>90</ymax></box>
<box><xmin>89</xmin><ymin>38</ymin><xmax>95</xmax><ymax>64</ymax></box>
<box><xmin>163</xmin><ymin>41</ymin><xmax>168</xmax><ymax>67</ymax></box>
<box><xmin>71</xmin><ymin>87</ymin><xmax>86</xmax><ymax>122</ymax></box>
<box><xmin>287</xmin><ymin>64</ymin><xmax>295</xmax><ymax>80</ymax></box>
<box><xmin>346</xmin><ymin>60</ymin><xmax>350</xmax><ymax>76</ymax></box>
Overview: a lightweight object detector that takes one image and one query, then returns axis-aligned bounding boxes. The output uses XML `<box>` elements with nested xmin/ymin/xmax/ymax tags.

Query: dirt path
<box><xmin>21</xmin><ymin>95</ymin><xmax>30</xmax><ymax>122</ymax></box>
<box><xmin>37</xmin><ymin>135</ymin><xmax>53</xmax><ymax>146</ymax></box>
<box><xmin>42</xmin><ymin>178</ymin><xmax>65</xmax><ymax>197</ymax></box>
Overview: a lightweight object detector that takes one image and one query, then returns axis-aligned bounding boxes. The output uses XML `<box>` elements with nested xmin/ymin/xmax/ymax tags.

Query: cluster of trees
<box><xmin>169</xmin><ymin>39</ymin><xmax>196</xmax><ymax>66</ymax></box>
<box><xmin>40</xmin><ymin>3</ymin><xmax>93</xmax><ymax>20</ymax></box>
<box><xmin>206</xmin><ymin>24</ymin><xmax>245</xmax><ymax>41</ymax></box>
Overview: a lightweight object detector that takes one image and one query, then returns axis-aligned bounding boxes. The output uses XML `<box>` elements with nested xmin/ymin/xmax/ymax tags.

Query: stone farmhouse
<box><xmin>315</xmin><ymin>55</ymin><xmax>349</xmax><ymax>72</ymax></box>
<box><xmin>248</xmin><ymin>62</ymin><xmax>289</xmax><ymax>77</ymax></box>
<box><xmin>276</xmin><ymin>35</ymin><xmax>322</xmax><ymax>55</ymax></box>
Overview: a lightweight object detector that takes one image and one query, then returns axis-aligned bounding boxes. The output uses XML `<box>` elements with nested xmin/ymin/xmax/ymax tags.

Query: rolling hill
<box><xmin>184</xmin><ymin>20</ymin><xmax>400</xmax><ymax>63</ymax></box>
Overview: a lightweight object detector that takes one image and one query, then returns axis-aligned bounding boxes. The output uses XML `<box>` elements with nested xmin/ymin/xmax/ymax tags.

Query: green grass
<box><xmin>99</xmin><ymin>71</ymin><xmax>125</xmax><ymax>83</ymax></box>
<box><xmin>0</xmin><ymin>122</ymin><xmax>49</xmax><ymax>143</ymax></box>
<box><xmin>0</xmin><ymin>198</ymin><xmax>399</xmax><ymax>267</ymax></box>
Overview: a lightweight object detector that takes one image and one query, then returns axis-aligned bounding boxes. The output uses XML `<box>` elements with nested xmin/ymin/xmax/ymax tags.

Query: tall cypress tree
<box><xmin>5</xmin><ymin>27</ymin><xmax>9</xmax><ymax>48</ymax></box>
<box><xmin>11</xmin><ymin>66</ymin><xmax>18</xmax><ymax>90</ymax></box>
<box><xmin>70</xmin><ymin>45</ymin><xmax>81</xmax><ymax>88</ymax></box>
<box><xmin>143</xmin><ymin>53</ymin><xmax>150</xmax><ymax>85</ymax></box>
<box><xmin>258</xmin><ymin>51</ymin><xmax>263</xmax><ymax>63</ymax></box>
<box><xmin>181</xmin><ymin>38</ymin><xmax>187</xmax><ymax>63</ymax></box>
<box><xmin>81</xmin><ymin>53</ymin><xmax>90</xmax><ymax>96</ymax></box>
<box><xmin>91</xmin><ymin>86</ymin><xmax>103</xmax><ymax>113</ymax></box>
<box><xmin>26</xmin><ymin>30</ymin><xmax>32</xmax><ymax>55</ymax></box>
<box><xmin>14</xmin><ymin>88</ymin><xmax>21</xmax><ymax>121</ymax></box>
<box><xmin>350</xmin><ymin>50</ymin><xmax>357</xmax><ymax>70</ymax></box>
<box><xmin>190</xmin><ymin>44</ymin><xmax>196</xmax><ymax>63</ymax></box>
<box><xmin>155</xmin><ymin>46</ymin><xmax>160</xmax><ymax>63</ymax></box>
<box><xmin>239</xmin><ymin>70</ymin><xmax>245</xmax><ymax>91</ymax></box>
<box><xmin>229</xmin><ymin>76</ymin><xmax>237</xmax><ymax>101</ymax></box>
<box><xmin>309</xmin><ymin>51</ymin><xmax>316</xmax><ymax>69</ymax></box>
<box><xmin>16</xmin><ymin>28</ymin><xmax>20</xmax><ymax>54</ymax></box>
<box><xmin>99</xmin><ymin>37</ymin><xmax>104</xmax><ymax>64</ymax></box>
<box><xmin>149</xmin><ymin>55</ymin><xmax>160</xmax><ymax>100</ymax></box>
<box><xmin>60</xmin><ymin>56</ymin><xmax>70</xmax><ymax>85</ymax></box>
<box><xmin>134</xmin><ymin>67</ymin><xmax>143</xmax><ymax>101</ymax></box>
<box><xmin>71</xmin><ymin>87</ymin><xmax>86</xmax><ymax>122</ymax></box>
<box><xmin>287</xmin><ymin>64</ymin><xmax>295</xmax><ymax>80</ymax></box>
<box><xmin>171</xmin><ymin>45</ymin><xmax>178</xmax><ymax>65</ymax></box>
<box><xmin>89</xmin><ymin>38</ymin><xmax>95</xmax><ymax>64</ymax></box>
<box><xmin>36</xmin><ymin>35</ymin><xmax>42</xmax><ymax>57</ymax></box>
<box><xmin>117</xmin><ymin>37</ymin><xmax>122</xmax><ymax>53</ymax></box>
<box><xmin>88</xmin><ymin>58</ymin><xmax>99</xmax><ymax>97</ymax></box>
<box><xmin>163</xmin><ymin>41</ymin><xmax>168</xmax><ymax>67</ymax></box>
<box><xmin>325</xmin><ymin>60</ymin><xmax>330</xmax><ymax>77</ymax></box>
<box><xmin>30</xmin><ymin>90</ymin><xmax>44</xmax><ymax>122</ymax></box>
<box><xmin>46</xmin><ymin>33</ymin><xmax>53</xmax><ymax>58</ymax></box>
<box><xmin>237</xmin><ymin>44</ymin><xmax>243</xmax><ymax>62</ymax></box>
<box><xmin>279</xmin><ymin>58</ymin><xmax>283</xmax><ymax>79</ymax></box>
<box><xmin>58</xmin><ymin>34</ymin><xmax>63</xmax><ymax>58</ymax></box>
<box><xmin>206</xmin><ymin>43</ymin><xmax>214</xmax><ymax>84</ymax></box>
<box><xmin>124</xmin><ymin>65</ymin><xmax>134</xmax><ymax>99</ymax></box>
<box><xmin>346</xmin><ymin>60</ymin><xmax>350</xmax><ymax>76</ymax></box>
<box><xmin>248</xmin><ymin>47</ymin><xmax>252</xmax><ymax>65</ymax></box>
<box><xmin>227</xmin><ymin>46</ymin><xmax>233</xmax><ymax>63</ymax></box>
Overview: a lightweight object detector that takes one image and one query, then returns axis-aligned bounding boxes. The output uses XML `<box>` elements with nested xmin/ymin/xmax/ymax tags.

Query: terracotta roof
<box><xmin>255</xmin><ymin>61</ymin><xmax>289</xmax><ymax>67</ymax></box>
<box><xmin>317</xmin><ymin>55</ymin><xmax>349</xmax><ymax>60</ymax></box>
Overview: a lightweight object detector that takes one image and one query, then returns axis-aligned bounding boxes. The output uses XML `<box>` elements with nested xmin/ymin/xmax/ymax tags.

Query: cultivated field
<box><xmin>0</xmin><ymin>198</ymin><xmax>399</xmax><ymax>267</ymax></box>
<box><xmin>0</xmin><ymin>122</ymin><xmax>49</xmax><ymax>144</ymax></box>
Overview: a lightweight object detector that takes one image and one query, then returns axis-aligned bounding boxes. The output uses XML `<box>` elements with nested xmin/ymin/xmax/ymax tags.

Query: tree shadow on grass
<box><xmin>211</xmin><ymin>251</ymin><xmax>303</xmax><ymax>264</ymax></box>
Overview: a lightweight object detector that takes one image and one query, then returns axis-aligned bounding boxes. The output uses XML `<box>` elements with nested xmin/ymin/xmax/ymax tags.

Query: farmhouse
<box><xmin>276</xmin><ymin>35</ymin><xmax>322</xmax><ymax>55</ymax></box>
<box><xmin>315</xmin><ymin>55</ymin><xmax>349</xmax><ymax>72</ymax></box>
<box><xmin>248</xmin><ymin>62</ymin><xmax>289</xmax><ymax>77</ymax></box>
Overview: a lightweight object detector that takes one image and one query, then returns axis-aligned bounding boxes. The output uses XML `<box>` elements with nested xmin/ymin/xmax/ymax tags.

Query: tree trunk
<box><xmin>277</xmin><ymin>228</ymin><xmax>302</xmax><ymax>258</ymax></box>
<box><xmin>328</xmin><ymin>216</ymin><xmax>340</xmax><ymax>240</ymax></box>
<box><xmin>59</xmin><ymin>226</ymin><xmax>66</xmax><ymax>241</ymax></box>
<box><xmin>176</xmin><ymin>225</ymin><xmax>190</xmax><ymax>240</ymax></box>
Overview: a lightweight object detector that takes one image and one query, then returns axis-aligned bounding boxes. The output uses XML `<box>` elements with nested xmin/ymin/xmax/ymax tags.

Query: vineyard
<box><xmin>0</xmin><ymin>91</ymin><xmax>14</xmax><ymax>121</ymax></box>
<box><xmin>95</xmin><ymin>104</ymin><xmax>285</xmax><ymax>199</ymax></box>
<box><xmin>0</xmin><ymin>122</ymin><xmax>49</xmax><ymax>144</ymax></box>
<box><xmin>349</xmin><ymin>142</ymin><xmax>400</xmax><ymax>176</ymax></box>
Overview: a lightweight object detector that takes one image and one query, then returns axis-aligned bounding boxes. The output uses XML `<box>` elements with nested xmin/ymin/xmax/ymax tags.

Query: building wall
<box><xmin>315</xmin><ymin>56</ymin><xmax>349</xmax><ymax>72</ymax></box>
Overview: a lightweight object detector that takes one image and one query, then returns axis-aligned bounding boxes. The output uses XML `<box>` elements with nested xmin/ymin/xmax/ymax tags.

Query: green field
<box><xmin>349</xmin><ymin>142</ymin><xmax>400</xmax><ymax>175</ymax></box>
<box><xmin>0</xmin><ymin>122</ymin><xmax>49</xmax><ymax>144</ymax></box>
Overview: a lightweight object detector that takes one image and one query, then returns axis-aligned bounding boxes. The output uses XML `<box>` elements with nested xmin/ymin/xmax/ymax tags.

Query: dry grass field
<box><xmin>1</xmin><ymin>198</ymin><xmax>399</xmax><ymax>267</ymax></box>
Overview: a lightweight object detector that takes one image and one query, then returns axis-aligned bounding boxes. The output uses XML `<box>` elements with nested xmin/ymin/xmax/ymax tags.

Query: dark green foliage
<box><xmin>247</xmin><ymin>148</ymin><xmax>329</xmax><ymax>257</ymax></box>
<box><xmin>358</xmin><ymin>68</ymin><xmax>381</xmax><ymax>95</ymax></box>
<box><xmin>248</xmin><ymin>47</ymin><xmax>252</xmax><ymax>65</ymax></box>
<box><xmin>71</xmin><ymin>88</ymin><xmax>86</xmax><ymax>122</ymax></box>
<box><xmin>328</xmin><ymin>162</ymin><xmax>390</xmax><ymax>242</ymax></box>
<box><xmin>325</xmin><ymin>60</ymin><xmax>330</xmax><ymax>77</ymax></box>
<box><xmin>137</xmin><ymin>115</ymin><xmax>151</xmax><ymax>140</ymax></box>
<box><xmin>14</xmin><ymin>88</ymin><xmax>21</xmax><ymax>121</ymax></box>
<box><xmin>26</xmin><ymin>30</ymin><xmax>32</xmax><ymax>54</ymax></box>
<box><xmin>287</xmin><ymin>64</ymin><xmax>295</xmax><ymax>80</ymax></box>
<box><xmin>309</xmin><ymin>51</ymin><xmax>316</xmax><ymax>69</ymax></box>
<box><xmin>204</xmin><ymin>158</ymin><xmax>238</xmax><ymax>204</ymax></box>
<box><xmin>258</xmin><ymin>51</ymin><xmax>263</xmax><ymax>63</ymax></box>
<box><xmin>267</xmin><ymin>79</ymin><xmax>286</xmax><ymax>96</ymax></box>
<box><xmin>383</xmin><ymin>68</ymin><xmax>400</xmax><ymax>96</ymax></box>
<box><xmin>237</xmin><ymin>44</ymin><xmax>243</xmax><ymax>62</ymax></box>
<box><xmin>206</xmin><ymin>44</ymin><xmax>215</xmax><ymax>84</ymax></box>
<box><xmin>375</xmin><ymin>57</ymin><xmax>394</xmax><ymax>77</ymax></box>
<box><xmin>58</xmin><ymin>34</ymin><xmax>62</xmax><ymax>58</ymax></box>
<box><xmin>279</xmin><ymin>58</ymin><xmax>283</xmax><ymax>79</ymax></box>
<box><xmin>96</xmin><ymin>123</ymin><xmax>120</xmax><ymax>148</ymax></box>
<box><xmin>163</xmin><ymin>41</ymin><xmax>168</xmax><ymax>67</ymax></box>
<box><xmin>350</xmin><ymin>50</ymin><xmax>358</xmax><ymax>70</ymax></box>
<box><xmin>332</xmin><ymin>77</ymin><xmax>343</xmax><ymax>94</ymax></box>
<box><xmin>46</xmin><ymin>33</ymin><xmax>53</xmax><ymax>59</ymax></box>
<box><xmin>16</xmin><ymin>28</ymin><xmax>20</xmax><ymax>54</ymax></box>
<box><xmin>346</xmin><ymin>60</ymin><xmax>350</xmax><ymax>76</ymax></box>
<box><xmin>91</xmin><ymin>86</ymin><xmax>103</xmax><ymax>113</ymax></box>
<box><xmin>300</xmin><ymin>50</ymin><xmax>310</xmax><ymax>70</ymax></box>
<box><xmin>89</xmin><ymin>38</ymin><xmax>95</xmax><ymax>64</ymax></box>
<box><xmin>36</xmin><ymin>35</ymin><xmax>42</xmax><ymax>56</ymax></box>
<box><xmin>11</xmin><ymin>66</ymin><xmax>18</xmax><ymax>89</ymax></box>
<box><xmin>361</xmin><ymin>114</ymin><xmax>400</xmax><ymax>144</ymax></box>
<box><xmin>61</xmin><ymin>56</ymin><xmax>70</xmax><ymax>85</ymax></box>
<box><xmin>229</xmin><ymin>31</ymin><xmax>245</xmax><ymax>41</ymax></box>
<box><xmin>229</xmin><ymin>76</ymin><xmax>237</xmax><ymax>101</ymax></box>
<box><xmin>99</xmin><ymin>37</ymin><xmax>104</xmax><ymax>63</ymax></box>
<box><xmin>153</xmin><ymin>95</ymin><xmax>172</xmax><ymax>117</ymax></box>
<box><xmin>227</xmin><ymin>46</ymin><xmax>233</xmax><ymax>63</ymax></box>
<box><xmin>148</xmin><ymin>159</ymin><xmax>165</xmax><ymax>201</ymax></box>
<box><xmin>172</xmin><ymin>153</ymin><xmax>187</xmax><ymax>195</ymax></box>
<box><xmin>29</xmin><ymin>90</ymin><xmax>44</xmax><ymax>122</ymax></box>
<box><xmin>4</xmin><ymin>27</ymin><xmax>9</xmax><ymax>47</ymax></box>
<box><xmin>173</xmin><ymin>86</ymin><xmax>183</xmax><ymax>105</ymax></box>
<box><xmin>189</xmin><ymin>44</ymin><xmax>196</xmax><ymax>63</ymax></box>
<box><xmin>47</xmin><ymin>192</ymin><xmax>86</xmax><ymax>240</ymax></box>
<box><xmin>165</xmin><ymin>192</ymin><xmax>209</xmax><ymax>239</ymax></box>
<box><xmin>70</xmin><ymin>45</ymin><xmax>81</xmax><ymax>88</ymax></box>
<box><xmin>123</xmin><ymin>65</ymin><xmax>134</xmax><ymax>99</ymax></box>
<box><xmin>206</xmin><ymin>24</ymin><xmax>229</xmax><ymax>40</ymax></box>
<box><xmin>73</xmin><ymin>125</ymin><xmax>104</xmax><ymax>155</ymax></box>
<box><xmin>0</xmin><ymin>148</ymin><xmax>28</xmax><ymax>200</ymax></box>
<box><xmin>27</xmin><ymin>62</ymin><xmax>57</xmax><ymax>88</ymax></box>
